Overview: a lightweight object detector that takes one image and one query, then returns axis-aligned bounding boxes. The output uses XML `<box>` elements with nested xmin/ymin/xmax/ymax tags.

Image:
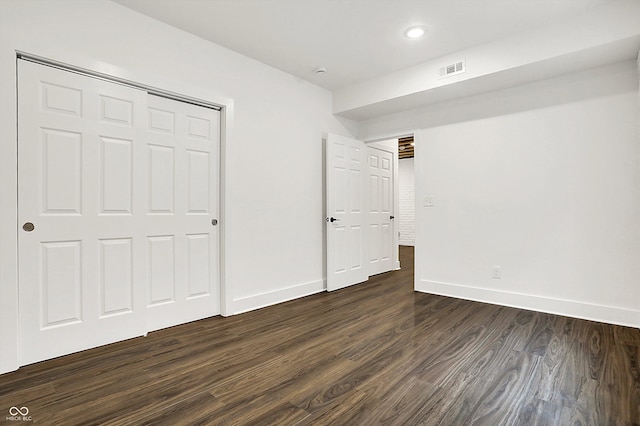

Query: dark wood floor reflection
<box><xmin>2</xmin><ymin>246</ymin><xmax>639</xmax><ymax>425</ymax></box>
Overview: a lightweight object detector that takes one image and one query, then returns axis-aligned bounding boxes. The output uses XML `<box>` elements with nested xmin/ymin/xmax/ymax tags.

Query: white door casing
<box><xmin>366</xmin><ymin>146</ymin><xmax>394</xmax><ymax>276</ymax></box>
<box><xmin>326</xmin><ymin>133</ymin><xmax>368</xmax><ymax>291</ymax></box>
<box><xmin>17</xmin><ymin>60</ymin><xmax>220</xmax><ymax>365</ymax></box>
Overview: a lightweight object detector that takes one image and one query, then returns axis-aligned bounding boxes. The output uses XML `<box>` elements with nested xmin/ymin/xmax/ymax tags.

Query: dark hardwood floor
<box><xmin>1</xmin><ymin>246</ymin><xmax>639</xmax><ymax>425</ymax></box>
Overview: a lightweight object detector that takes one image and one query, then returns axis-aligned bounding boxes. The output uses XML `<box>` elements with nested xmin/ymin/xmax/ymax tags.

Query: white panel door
<box><xmin>18</xmin><ymin>60</ymin><xmax>148</xmax><ymax>365</ymax></box>
<box><xmin>18</xmin><ymin>61</ymin><xmax>221</xmax><ymax>365</ymax></box>
<box><xmin>326</xmin><ymin>133</ymin><xmax>368</xmax><ymax>291</ymax></box>
<box><xmin>145</xmin><ymin>95</ymin><xmax>220</xmax><ymax>332</ymax></box>
<box><xmin>367</xmin><ymin>146</ymin><xmax>394</xmax><ymax>276</ymax></box>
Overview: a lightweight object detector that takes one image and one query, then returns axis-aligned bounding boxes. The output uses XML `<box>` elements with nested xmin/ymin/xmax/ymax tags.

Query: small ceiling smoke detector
<box><xmin>314</xmin><ymin>67</ymin><xmax>327</xmax><ymax>74</ymax></box>
<box><xmin>404</xmin><ymin>26</ymin><xmax>427</xmax><ymax>39</ymax></box>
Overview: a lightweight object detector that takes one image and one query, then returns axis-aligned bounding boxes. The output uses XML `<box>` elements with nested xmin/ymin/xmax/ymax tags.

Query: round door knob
<box><xmin>211</xmin><ymin>219</ymin><xmax>218</xmax><ymax>226</ymax></box>
<box><xmin>23</xmin><ymin>222</ymin><xmax>35</xmax><ymax>232</ymax></box>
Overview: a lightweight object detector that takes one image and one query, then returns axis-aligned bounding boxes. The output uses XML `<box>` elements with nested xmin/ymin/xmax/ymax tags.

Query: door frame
<box><xmin>0</xmin><ymin>53</ymin><xmax>234</xmax><ymax>374</ymax></box>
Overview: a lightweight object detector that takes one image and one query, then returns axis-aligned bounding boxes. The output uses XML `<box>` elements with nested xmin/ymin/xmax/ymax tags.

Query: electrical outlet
<box><xmin>492</xmin><ymin>266</ymin><xmax>501</xmax><ymax>279</ymax></box>
<box><xmin>424</xmin><ymin>196</ymin><xmax>434</xmax><ymax>207</ymax></box>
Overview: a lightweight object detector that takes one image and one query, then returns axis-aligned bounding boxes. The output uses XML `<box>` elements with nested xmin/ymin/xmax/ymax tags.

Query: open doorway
<box><xmin>325</xmin><ymin>133</ymin><xmax>415</xmax><ymax>291</ymax></box>
<box><xmin>325</xmin><ymin>134</ymin><xmax>399</xmax><ymax>291</ymax></box>
<box><xmin>398</xmin><ymin>136</ymin><xmax>416</xmax><ymax>247</ymax></box>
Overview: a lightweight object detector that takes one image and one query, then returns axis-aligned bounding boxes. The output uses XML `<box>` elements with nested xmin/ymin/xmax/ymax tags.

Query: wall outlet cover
<box><xmin>492</xmin><ymin>266</ymin><xmax>502</xmax><ymax>279</ymax></box>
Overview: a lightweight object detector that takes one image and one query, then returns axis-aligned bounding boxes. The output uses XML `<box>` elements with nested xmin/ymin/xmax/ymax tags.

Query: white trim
<box><xmin>232</xmin><ymin>280</ymin><xmax>325</xmax><ymax>315</ymax></box>
<box><xmin>0</xmin><ymin>52</ymin><xmax>20</xmax><ymax>374</ymax></box>
<box><xmin>219</xmin><ymin>102</ymin><xmax>233</xmax><ymax>317</ymax></box>
<box><xmin>416</xmin><ymin>279</ymin><xmax>640</xmax><ymax>328</ymax></box>
<box><xmin>410</xmin><ymin>129</ymin><xmax>424</xmax><ymax>300</ymax></box>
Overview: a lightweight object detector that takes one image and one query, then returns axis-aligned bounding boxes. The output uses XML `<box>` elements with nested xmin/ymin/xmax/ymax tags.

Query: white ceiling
<box><xmin>112</xmin><ymin>0</ymin><xmax>615</xmax><ymax>92</ymax></box>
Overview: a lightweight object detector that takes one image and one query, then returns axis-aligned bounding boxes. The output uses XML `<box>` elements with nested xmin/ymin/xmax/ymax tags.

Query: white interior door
<box><xmin>144</xmin><ymin>95</ymin><xmax>220</xmax><ymax>332</ymax></box>
<box><xmin>18</xmin><ymin>60</ymin><xmax>221</xmax><ymax>365</ymax></box>
<box><xmin>18</xmin><ymin>60</ymin><xmax>148</xmax><ymax>365</ymax></box>
<box><xmin>326</xmin><ymin>133</ymin><xmax>368</xmax><ymax>291</ymax></box>
<box><xmin>366</xmin><ymin>146</ymin><xmax>394</xmax><ymax>276</ymax></box>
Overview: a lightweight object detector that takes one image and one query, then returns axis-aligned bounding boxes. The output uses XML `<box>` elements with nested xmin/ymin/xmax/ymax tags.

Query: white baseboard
<box><xmin>416</xmin><ymin>279</ymin><xmax>640</xmax><ymax>328</ymax></box>
<box><xmin>233</xmin><ymin>279</ymin><xmax>325</xmax><ymax>315</ymax></box>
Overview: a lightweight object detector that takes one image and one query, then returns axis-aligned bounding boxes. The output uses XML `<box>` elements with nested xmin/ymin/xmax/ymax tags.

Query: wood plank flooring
<box><xmin>1</xmin><ymin>246</ymin><xmax>639</xmax><ymax>425</ymax></box>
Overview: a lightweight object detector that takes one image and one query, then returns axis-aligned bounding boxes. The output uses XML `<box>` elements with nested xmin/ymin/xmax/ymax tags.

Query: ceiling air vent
<box><xmin>438</xmin><ymin>60</ymin><xmax>465</xmax><ymax>79</ymax></box>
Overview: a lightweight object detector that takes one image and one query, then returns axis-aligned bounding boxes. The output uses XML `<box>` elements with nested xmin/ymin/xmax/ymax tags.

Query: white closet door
<box><xmin>367</xmin><ymin>146</ymin><xmax>394</xmax><ymax>276</ymax></box>
<box><xmin>144</xmin><ymin>95</ymin><xmax>220</xmax><ymax>332</ymax></box>
<box><xmin>18</xmin><ymin>61</ymin><xmax>221</xmax><ymax>366</ymax></box>
<box><xmin>18</xmin><ymin>60</ymin><xmax>148</xmax><ymax>365</ymax></box>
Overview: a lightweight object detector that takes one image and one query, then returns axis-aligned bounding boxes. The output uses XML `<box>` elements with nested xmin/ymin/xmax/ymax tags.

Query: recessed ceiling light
<box><xmin>405</xmin><ymin>26</ymin><xmax>427</xmax><ymax>39</ymax></box>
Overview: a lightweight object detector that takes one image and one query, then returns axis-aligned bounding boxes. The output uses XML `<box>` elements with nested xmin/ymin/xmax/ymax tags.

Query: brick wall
<box><xmin>398</xmin><ymin>158</ymin><xmax>415</xmax><ymax>246</ymax></box>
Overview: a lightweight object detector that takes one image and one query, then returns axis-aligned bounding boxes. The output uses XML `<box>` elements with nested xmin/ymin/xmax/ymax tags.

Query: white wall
<box><xmin>367</xmin><ymin>60</ymin><xmax>640</xmax><ymax>327</ymax></box>
<box><xmin>0</xmin><ymin>0</ymin><xmax>356</xmax><ymax>373</ymax></box>
<box><xmin>398</xmin><ymin>158</ymin><xmax>416</xmax><ymax>246</ymax></box>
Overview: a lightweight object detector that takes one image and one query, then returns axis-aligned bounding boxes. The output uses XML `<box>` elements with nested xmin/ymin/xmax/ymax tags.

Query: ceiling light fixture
<box><xmin>405</xmin><ymin>26</ymin><xmax>427</xmax><ymax>39</ymax></box>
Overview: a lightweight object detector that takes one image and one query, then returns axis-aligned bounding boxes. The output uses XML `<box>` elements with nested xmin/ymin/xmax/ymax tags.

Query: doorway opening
<box><xmin>325</xmin><ymin>132</ymin><xmax>416</xmax><ymax>291</ymax></box>
<box><xmin>398</xmin><ymin>136</ymin><xmax>416</xmax><ymax>247</ymax></box>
